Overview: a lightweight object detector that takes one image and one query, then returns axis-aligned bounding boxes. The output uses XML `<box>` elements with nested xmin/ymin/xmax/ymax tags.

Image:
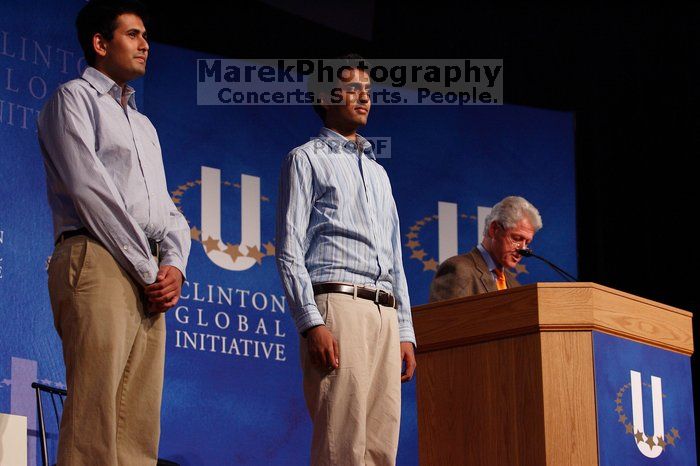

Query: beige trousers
<box><xmin>47</xmin><ymin>235</ymin><xmax>165</xmax><ymax>466</ymax></box>
<box><xmin>300</xmin><ymin>292</ymin><xmax>402</xmax><ymax>466</ymax></box>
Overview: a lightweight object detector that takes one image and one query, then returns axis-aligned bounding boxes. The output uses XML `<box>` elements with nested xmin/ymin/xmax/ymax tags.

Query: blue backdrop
<box><xmin>0</xmin><ymin>2</ymin><xmax>576</xmax><ymax>464</ymax></box>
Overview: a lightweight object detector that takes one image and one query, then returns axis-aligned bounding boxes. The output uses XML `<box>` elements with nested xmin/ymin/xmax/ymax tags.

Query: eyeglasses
<box><xmin>498</xmin><ymin>223</ymin><xmax>532</xmax><ymax>250</ymax></box>
<box><xmin>507</xmin><ymin>235</ymin><xmax>530</xmax><ymax>250</ymax></box>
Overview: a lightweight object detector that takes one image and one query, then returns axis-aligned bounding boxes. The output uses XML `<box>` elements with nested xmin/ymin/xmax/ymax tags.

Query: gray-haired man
<box><xmin>429</xmin><ymin>196</ymin><xmax>542</xmax><ymax>301</ymax></box>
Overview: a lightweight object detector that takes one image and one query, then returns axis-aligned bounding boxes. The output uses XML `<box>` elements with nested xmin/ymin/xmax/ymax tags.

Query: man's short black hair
<box><xmin>309</xmin><ymin>53</ymin><xmax>370</xmax><ymax>123</ymax></box>
<box><xmin>76</xmin><ymin>0</ymin><xmax>149</xmax><ymax>67</ymax></box>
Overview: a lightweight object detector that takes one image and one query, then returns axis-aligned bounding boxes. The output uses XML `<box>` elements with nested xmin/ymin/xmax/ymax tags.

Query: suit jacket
<box><xmin>428</xmin><ymin>247</ymin><xmax>520</xmax><ymax>302</ymax></box>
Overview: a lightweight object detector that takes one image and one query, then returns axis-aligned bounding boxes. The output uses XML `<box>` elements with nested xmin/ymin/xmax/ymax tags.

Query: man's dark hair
<box><xmin>76</xmin><ymin>0</ymin><xmax>149</xmax><ymax>67</ymax></box>
<box><xmin>309</xmin><ymin>53</ymin><xmax>370</xmax><ymax>122</ymax></box>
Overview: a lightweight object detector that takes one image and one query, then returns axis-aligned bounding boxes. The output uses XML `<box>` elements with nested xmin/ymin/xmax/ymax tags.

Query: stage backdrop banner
<box><xmin>1</xmin><ymin>3</ymin><xmax>576</xmax><ymax>464</ymax></box>
<box><xmin>1</xmin><ymin>1</ymin><xmax>113</xmax><ymax>463</ymax></box>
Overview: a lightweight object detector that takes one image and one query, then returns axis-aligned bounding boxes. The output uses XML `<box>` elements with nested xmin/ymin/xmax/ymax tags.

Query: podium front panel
<box><xmin>593</xmin><ymin>331</ymin><xmax>697</xmax><ymax>465</ymax></box>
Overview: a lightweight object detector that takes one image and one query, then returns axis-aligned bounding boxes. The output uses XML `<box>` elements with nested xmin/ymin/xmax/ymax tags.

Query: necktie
<box><xmin>494</xmin><ymin>268</ymin><xmax>507</xmax><ymax>291</ymax></box>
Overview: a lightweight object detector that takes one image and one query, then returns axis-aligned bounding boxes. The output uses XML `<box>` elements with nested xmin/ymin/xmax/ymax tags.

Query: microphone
<box><xmin>516</xmin><ymin>249</ymin><xmax>577</xmax><ymax>282</ymax></box>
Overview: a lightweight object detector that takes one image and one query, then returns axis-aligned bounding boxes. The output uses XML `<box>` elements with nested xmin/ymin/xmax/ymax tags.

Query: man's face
<box><xmin>488</xmin><ymin>217</ymin><xmax>535</xmax><ymax>269</ymax></box>
<box><xmin>324</xmin><ymin>67</ymin><xmax>371</xmax><ymax>128</ymax></box>
<box><xmin>97</xmin><ymin>13</ymin><xmax>149</xmax><ymax>85</ymax></box>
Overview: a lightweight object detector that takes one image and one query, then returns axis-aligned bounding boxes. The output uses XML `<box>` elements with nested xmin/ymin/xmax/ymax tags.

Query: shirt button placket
<box><xmin>360</xmin><ymin>155</ymin><xmax>382</xmax><ymax>285</ymax></box>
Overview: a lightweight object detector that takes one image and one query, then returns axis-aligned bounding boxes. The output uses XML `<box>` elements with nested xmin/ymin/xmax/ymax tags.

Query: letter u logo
<box><xmin>200</xmin><ymin>166</ymin><xmax>260</xmax><ymax>271</ymax></box>
<box><xmin>436</xmin><ymin>202</ymin><xmax>492</xmax><ymax>263</ymax></box>
<box><xmin>630</xmin><ymin>370</ymin><xmax>665</xmax><ymax>458</ymax></box>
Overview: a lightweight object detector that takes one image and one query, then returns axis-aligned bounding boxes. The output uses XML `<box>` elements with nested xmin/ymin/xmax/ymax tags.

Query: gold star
<box><xmin>625</xmin><ymin>423</ymin><xmax>634</xmax><ymax>434</ymax></box>
<box><xmin>432</xmin><ymin>214</ymin><xmax>439</xmax><ymax>219</ymax></box>
<box><xmin>224</xmin><ymin>243</ymin><xmax>243</xmax><ymax>261</ymax></box>
<box><xmin>634</xmin><ymin>431</ymin><xmax>645</xmax><ymax>443</ymax></box>
<box><xmin>233</xmin><ymin>183</ymin><xmax>241</xmax><ymax>188</ymax></box>
<box><xmin>416</xmin><ymin>220</ymin><xmax>425</xmax><ymax>226</ymax></box>
<box><xmin>405</xmin><ymin>240</ymin><xmax>420</xmax><ymax>249</ymax></box>
<box><xmin>615</xmin><ymin>406</ymin><xmax>623</xmax><ymax>413</ymax></box>
<box><xmin>195</xmin><ymin>179</ymin><xmax>201</xmax><ymax>185</ymax></box>
<box><xmin>411</xmin><ymin>249</ymin><xmax>427</xmax><ymax>260</ymax></box>
<box><xmin>263</xmin><ymin>242</ymin><xmax>276</xmax><ymax>256</ymax></box>
<box><xmin>423</xmin><ymin>258</ymin><xmax>438</xmax><ymax>272</ymax></box>
<box><xmin>406</xmin><ymin>232</ymin><xmax>418</xmax><ymax>239</ymax></box>
<box><xmin>657</xmin><ymin>436</ymin><xmax>666</xmax><ymax>449</ymax></box>
<box><xmin>645</xmin><ymin>435</ymin><xmax>656</xmax><ymax>448</ymax></box>
<box><xmin>671</xmin><ymin>428</ymin><xmax>679</xmax><ymax>439</ymax></box>
<box><xmin>178</xmin><ymin>184</ymin><xmax>188</xmax><ymax>190</ymax></box>
<box><xmin>409</xmin><ymin>225</ymin><xmax>420</xmax><ymax>232</ymax></box>
<box><xmin>172</xmin><ymin>189</ymin><xmax>184</xmax><ymax>196</ymax></box>
<box><xmin>515</xmin><ymin>263</ymin><xmax>528</xmax><ymax>274</ymax></box>
<box><xmin>615</xmin><ymin>398</ymin><xmax>622</xmax><ymax>404</ymax></box>
<box><xmin>246</xmin><ymin>245</ymin><xmax>265</xmax><ymax>264</ymax></box>
<box><xmin>261</xmin><ymin>196</ymin><xmax>270</xmax><ymax>202</ymax></box>
<box><xmin>666</xmin><ymin>433</ymin><xmax>676</xmax><ymax>446</ymax></box>
<box><xmin>190</xmin><ymin>226</ymin><xmax>201</xmax><ymax>241</ymax></box>
<box><xmin>223</xmin><ymin>181</ymin><xmax>232</xmax><ymax>186</ymax></box>
<box><xmin>422</xmin><ymin>216</ymin><xmax>432</xmax><ymax>222</ymax></box>
<box><xmin>187</xmin><ymin>181</ymin><xmax>195</xmax><ymax>187</ymax></box>
<box><xmin>618</xmin><ymin>414</ymin><xmax>627</xmax><ymax>424</ymax></box>
<box><xmin>172</xmin><ymin>197</ymin><xmax>181</xmax><ymax>204</ymax></box>
<box><xmin>202</xmin><ymin>236</ymin><xmax>220</xmax><ymax>253</ymax></box>
<box><xmin>617</xmin><ymin>390</ymin><xmax>624</xmax><ymax>398</ymax></box>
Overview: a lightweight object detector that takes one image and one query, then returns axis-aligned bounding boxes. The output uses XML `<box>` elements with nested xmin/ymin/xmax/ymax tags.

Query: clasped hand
<box><xmin>144</xmin><ymin>265</ymin><xmax>183</xmax><ymax>314</ymax></box>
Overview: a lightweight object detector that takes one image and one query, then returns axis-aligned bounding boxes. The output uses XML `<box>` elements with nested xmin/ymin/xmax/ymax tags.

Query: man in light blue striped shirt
<box><xmin>276</xmin><ymin>55</ymin><xmax>416</xmax><ymax>466</ymax></box>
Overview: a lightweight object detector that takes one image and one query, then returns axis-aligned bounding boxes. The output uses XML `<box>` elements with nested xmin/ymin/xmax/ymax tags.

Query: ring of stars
<box><xmin>405</xmin><ymin>212</ymin><xmax>528</xmax><ymax>276</ymax></box>
<box><xmin>171</xmin><ymin>179</ymin><xmax>275</xmax><ymax>265</ymax></box>
<box><xmin>406</xmin><ymin>214</ymin><xmax>440</xmax><ymax>272</ymax></box>
<box><xmin>614</xmin><ymin>382</ymin><xmax>679</xmax><ymax>450</ymax></box>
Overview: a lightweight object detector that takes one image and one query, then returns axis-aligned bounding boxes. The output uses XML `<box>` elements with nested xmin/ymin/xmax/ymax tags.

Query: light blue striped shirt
<box><xmin>276</xmin><ymin>128</ymin><xmax>416</xmax><ymax>345</ymax></box>
<box><xmin>37</xmin><ymin>67</ymin><xmax>191</xmax><ymax>286</ymax></box>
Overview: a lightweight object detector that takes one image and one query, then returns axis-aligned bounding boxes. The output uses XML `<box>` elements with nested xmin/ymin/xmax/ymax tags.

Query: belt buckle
<box><xmin>374</xmin><ymin>287</ymin><xmax>381</xmax><ymax>304</ymax></box>
<box><xmin>148</xmin><ymin>238</ymin><xmax>161</xmax><ymax>261</ymax></box>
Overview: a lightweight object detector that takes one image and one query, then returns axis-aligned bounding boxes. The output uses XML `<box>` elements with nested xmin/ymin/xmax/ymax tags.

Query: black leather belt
<box><xmin>56</xmin><ymin>227</ymin><xmax>160</xmax><ymax>257</ymax></box>
<box><xmin>313</xmin><ymin>282</ymin><xmax>398</xmax><ymax>309</ymax></box>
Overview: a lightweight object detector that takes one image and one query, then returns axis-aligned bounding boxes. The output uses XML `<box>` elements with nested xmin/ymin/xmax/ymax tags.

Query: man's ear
<box><xmin>487</xmin><ymin>221</ymin><xmax>498</xmax><ymax>239</ymax></box>
<box><xmin>93</xmin><ymin>33</ymin><xmax>108</xmax><ymax>60</ymax></box>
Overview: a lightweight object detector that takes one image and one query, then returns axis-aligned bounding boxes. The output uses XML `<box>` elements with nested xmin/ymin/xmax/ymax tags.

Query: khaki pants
<box><xmin>47</xmin><ymin>235</ymin><xmax>165</xmax><ymax>466</ymax></box>
<box><xmin>300</xmin><ymin>293</ymin><xmax>402</xmax><ymax>466</ymax></box>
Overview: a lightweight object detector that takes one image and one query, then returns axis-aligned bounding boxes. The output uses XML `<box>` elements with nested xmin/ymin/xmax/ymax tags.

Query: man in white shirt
<box><xmin>37</xmin><ymin>1</ymin><xmax>190</xmax><ymax>464</ymax></box>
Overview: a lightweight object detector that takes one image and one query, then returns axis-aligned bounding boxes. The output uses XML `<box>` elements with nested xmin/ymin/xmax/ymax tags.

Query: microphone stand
<box><xmin>517</xmin><ymin>249</ymin><xmax>578</xmax><ymax>282</ymax></box>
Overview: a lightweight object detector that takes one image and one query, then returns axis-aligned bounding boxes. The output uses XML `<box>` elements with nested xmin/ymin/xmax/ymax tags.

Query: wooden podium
<box><xmin>412</xmin><ymin>283</ymin><xmax>694</xmax><ymax>465</ymax></box>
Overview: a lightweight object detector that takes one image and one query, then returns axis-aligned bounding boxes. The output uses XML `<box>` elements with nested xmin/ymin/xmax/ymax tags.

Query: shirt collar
<box><xmin>477</xmin><ymin>243</ymin><xmax>501</xmax><ymax>273</ymax></box>
<box><xmin>317</xmin><ymin>127</ymin><xmax>375</xmax><ymax>160</ymax></box>
<box><xmin>81</xmin><ymin>66</ymin><xmax>138</xmax><ymax>110</ymax></box>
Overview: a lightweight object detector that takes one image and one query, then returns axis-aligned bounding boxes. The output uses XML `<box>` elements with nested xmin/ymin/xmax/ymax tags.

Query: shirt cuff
<box><xmin>159</xmin><ymin>254</ymin><xmax>187</xmax><ymax>280</ymax></box>
<box><xmin>399</xmin><ymin>323</ymin><xmax>417</xmax><ymax>347</ymax></box>
<box><xmin>136</xmin><ymin>258</ymin><xmax>159</xmax><ymax>285</ymax></box>
<box><xmin>293</xmin><ymin>303</ymin><xmax>325</xmax><ymax>335</ymax></box>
